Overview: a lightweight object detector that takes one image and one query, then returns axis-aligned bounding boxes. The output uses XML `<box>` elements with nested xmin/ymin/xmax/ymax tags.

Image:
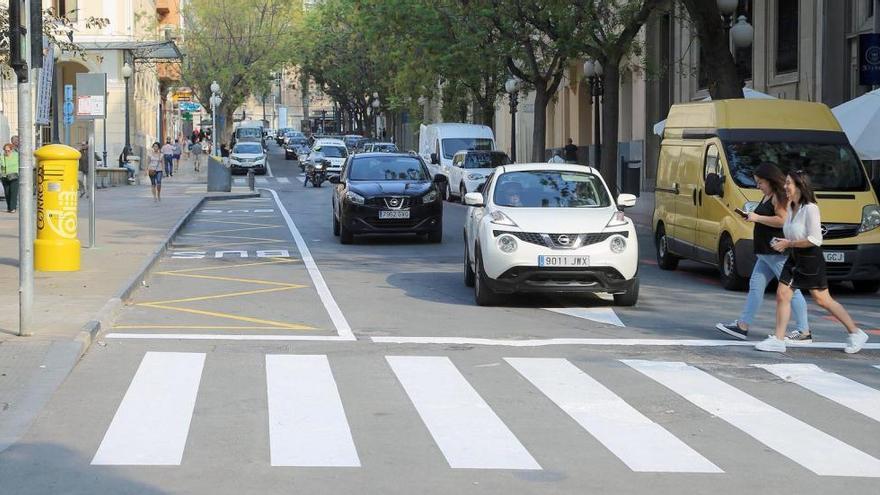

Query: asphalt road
<box><xmin>2</xmin><ymin>143</ymin><xmax>879</xmax><ymax>494</ymax></box>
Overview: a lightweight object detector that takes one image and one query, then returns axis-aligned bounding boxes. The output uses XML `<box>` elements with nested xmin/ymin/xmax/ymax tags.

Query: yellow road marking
<box><xmin>139</xmin><ymin>302</ymin><xmax>314</xmax><ymax>330</ymax></box>
<box><xmin>138</xmin><ymin>286</ymin><xmax>304</xmax><ymax>305</ymax></box>
<box><xmin>197</xmin><ymin>239</ymin><xmax>287</xmax><ymax>250</ymax></box>
<box><xmin>113</xmin><ymin>325</ymin><xmax>301</xmax><ymax>330</ymax></box>
<box><xmin>153</xmin><ymin>272</ymin><xmax>301</xmax><ymax>287</ymax></box>
<box><xmin>160</xmin><ymin>258</ymin><xmax>296</xmax><ymax>274</ymax></box>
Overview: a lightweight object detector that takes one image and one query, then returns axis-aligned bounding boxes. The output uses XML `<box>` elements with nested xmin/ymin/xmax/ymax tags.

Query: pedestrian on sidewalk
<box><xmin>77</xmin><ymin>141</ymin><xmax>89</xmax><ymax>198</ymax></box>
<box><xmin>1</xmin><ymin>143</ymin><xmax>20</xmax><ymax>213</ymax></box>
<box><xmin>716</xmin><ymin>163</ymin><xmax>810</xmax><ymax>341</ymax></box>
<box><xmin>755</xmin><ymin>170</ymin><xmax>869</xmax><ymax>354</ymax></box>
<box><xmin>563</xmin><ymin>138</ymin><xmax>578</xmax><ymax>164</ymax></box>
<box><xmin>191</xmin><ymin>138</ymin><xmax>203</xmax><ymax>172</ymax></box>
<box><xmin>161</xmin><ymin>139</ymin><xmax>174</xmax><ymax>177</ymax></box>
<box><xmin>11</xmin><ymin>135</ymin><xmax>20</xmax><ymax>152</ymax></box>
<box><xmin>147</xmin><ymin>142</ymin><xmax>164</xmax><ymax>202</ymax></box>
<box><xmin>172</xmin><ymin>139</ymin><xmax>182</xmax><ymax>174</ymax></box>
<box><xmin>118</xmin><ymin>145</ymin><xmax>137</xmax><ymax>183</ymax></box>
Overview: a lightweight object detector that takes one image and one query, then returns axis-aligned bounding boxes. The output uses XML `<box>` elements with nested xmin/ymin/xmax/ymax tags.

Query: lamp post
<box><xmin>121</xmin><ymin>62</ymin><xmax>133</xmax><ymax>151</ymax></box>
<box><xmin>583</xmin><ymin>59</ymin><xmax>604</xmax><ymax>168</ymax></box>
<box><xmin>372</xmin><ymin>93</ymin><xmax>380</xmax><ymax>139</ymax></box>
<box><xmin>717</xmin><ymin>0</ymin><xmax>754</xmax><ymax>86</ymax></box>
<box><xmin>210</xmin><ymin>80</ymin><xmax>222</xmax><ymax>157</ymax></box>
<box><xmin>504</xmin><ymin>77</ymin><xmax>521</xmax><ymax>163</ymax></box>
<box><xmin>165</xmin><ymin>91</ymin><xmax>174</xmax><ymax>144</ymax></box>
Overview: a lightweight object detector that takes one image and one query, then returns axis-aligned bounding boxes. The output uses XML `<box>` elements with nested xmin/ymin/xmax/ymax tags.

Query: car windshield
<box><xmin>315</xmin><ymin>146</ymin><xmax>347</xmax><ymax>158</ymax></box>
<box><xmin>463</xmin><ymin>152</ymin><xmax>510</xmax><ymax>169</ymax></box>
<box><xmin>442</xmin><ymin>138</ymin><xmax>493</xmax><ymax>159</ymax></box>
<box><xmin>236</xmin><ymin>127</ymin><xmax>262</xmax><ymax>139</ymax></box>
<box><xmin>724</xmin><ymin>141</ymin><xmax>869</xmax><ymax>191</ymax></box>
<box><xmin>493</xmin><ymin>171</ymin><xmax>611</xmax><ymax>208</ymax></box>
<box><xmin>233</xmin><ymin>143</ymin><xmax>262</xmax><ymax>155</ymax></box>
<box><xmin>349</xmin><ymin>156</ymin><xmax>429</xmax><ymax>181</ymax></box>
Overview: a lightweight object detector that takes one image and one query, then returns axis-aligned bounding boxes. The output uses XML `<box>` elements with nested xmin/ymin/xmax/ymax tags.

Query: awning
<box><xmin>75</xmin><ymin>40</ymin><xmax>182</xmax><ymax>61</ymax></box>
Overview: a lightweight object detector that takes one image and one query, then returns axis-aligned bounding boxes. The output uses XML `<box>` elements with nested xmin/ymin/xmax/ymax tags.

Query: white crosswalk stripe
<box><xmin>255</xmin><ymin>177</ymin><xmax>268</xmax><ymax>184</ymax></box>
<box><xmin>276</xmin><ymin>177</ymin><xmax>290</xmax><ymax>183</ymax></box>
<box><xmin>755</xmin><ymin>363</ymin><xmax>880</xmax><ymax>423</ymax></box>
<box><xmin>506</xmin><ymin>358</ymin><xmax>721</xmax><ymax>473</ymax></box>
<box><xmin>233</xmin><ymin>178</ymin><xmax>245</xmax><ymax>185</ymax></box>
<box><xmin>91</xmin><ymin>353</ymin><xmax>880</xmax><ymax>476</ymax></box>
<box><xmin>92</xmin><ymin>352</ymin><xmax>205</xmax><ymax>466</ymax></box>
<box><xmin>387</xmin><ymin>355</ymin><xmax>540</xmax><ymax>470</ymax></box>
<box><xmin>623</xmin><ymin>359</ymin><xmax>880</xmax><ymax>477</ymax></box>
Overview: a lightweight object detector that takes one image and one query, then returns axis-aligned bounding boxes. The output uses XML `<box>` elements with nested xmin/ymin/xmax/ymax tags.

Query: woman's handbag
<box><xmin>148</xmin><ymin>169</ymin><xmax>157</xmax><ymax>178</ymax></box>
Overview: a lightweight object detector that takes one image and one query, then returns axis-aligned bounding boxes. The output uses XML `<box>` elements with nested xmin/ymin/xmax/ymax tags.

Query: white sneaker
<box><xmin>755</xmin><ymin>336</ymin><xmax>786</xmax><ymax>353</ymax></box>
<box><xmin>844</xmin><ymin>329</ymin><xmax>869</xmax><ymax>354</ymax></box>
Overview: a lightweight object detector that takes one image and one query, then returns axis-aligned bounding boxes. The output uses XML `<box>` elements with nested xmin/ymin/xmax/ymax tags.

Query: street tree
<box><xmin>179</xmin><ymin>0</ymin><xmax>301</xmax><ymax>139</ymax></box>
<box><xmin>679</xmin><ymin>0</ymin><xmax>744</xmax><ymax>100</ymax></box>
<box><xmin>0</xmin><ymin>7</ymin><xmax>109</xmax><ymax>69</ymax></box>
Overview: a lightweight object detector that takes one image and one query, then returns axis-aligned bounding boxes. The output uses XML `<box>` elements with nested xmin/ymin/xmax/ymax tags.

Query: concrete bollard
<box><xmin>247</xmin><ymin>169</ymin><xmax>255</xmax><ymax>191</ymax></box>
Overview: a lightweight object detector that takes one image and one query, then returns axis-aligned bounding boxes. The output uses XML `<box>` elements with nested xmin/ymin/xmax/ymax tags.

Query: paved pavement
<box><xmin>1</xmin><ymin>143</ymin><xmax>878</xmax><ymax>494</ymax></box>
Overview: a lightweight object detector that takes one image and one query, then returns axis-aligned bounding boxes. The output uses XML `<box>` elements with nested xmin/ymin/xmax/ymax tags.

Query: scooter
<box><xmin>304</xmin><ymin>159</ymin><xmax>328</xmax><ymax>187</ymax></box>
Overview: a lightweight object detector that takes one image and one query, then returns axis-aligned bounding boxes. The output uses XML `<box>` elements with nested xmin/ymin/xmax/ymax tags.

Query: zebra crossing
<box><xmin>90</xmin><ymin>352</ymin><xmax>880</xmax><ymax>477</ymax></box>
<box><xmin>233</xmin><ymin>177</ymin><xmax>291</xmax><ymax>185</ymax></box>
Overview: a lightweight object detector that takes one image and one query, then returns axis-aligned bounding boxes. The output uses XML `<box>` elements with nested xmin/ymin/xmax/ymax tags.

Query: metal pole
<box><xmin>17</xmin><ymin>0</ymin><xmax>35</xmax><ymax>336</ymax></box>
<box><xmin>88</xmin><ymin>122</ymin><xmax>96</xmax><ymax>248</ymax></box>
<box><xmin>124</xmin><ymin>75</ymin><xmax>130</xmax><ymax>150</ymax></box>
<box><xmin>102</xmin><ymin>118</ymin><xmax>107</xmax><ymax>170</ymax></box>
<box><xmin>593</xmin><ymin>79</ymin><xmax>602</xmax><ymax>168</ymax></box>
<box><xmin>509</xmin><ymin>93</ymin><xmax>517</xmax><ymax>163</ymax></box>
<box><xmin>51</xmin><ymin>58</ymin><xmax>59</xmax><ymax>143</ymax></box>
<box><xmin>212</xmin><ymin>101</ymin><xmax>217</xmax><ymax>157</ymax></box>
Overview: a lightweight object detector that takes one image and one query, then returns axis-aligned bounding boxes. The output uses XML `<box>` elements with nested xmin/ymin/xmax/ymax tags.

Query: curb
<box><xmin>72</xmin><ymin>191</ymin><xmax>261</xmax><ymax>359</ymax></box>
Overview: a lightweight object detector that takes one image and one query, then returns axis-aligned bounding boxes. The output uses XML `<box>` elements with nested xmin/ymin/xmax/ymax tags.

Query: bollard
<box><xmin>34</xmin><ymin>144</ymin><xmax>82</xmax><ymax>271</ymax></box>
<box><xmin>247</xmin><ymin>169</ymin><xmax>255</xmax><ymax>191</ymax></box>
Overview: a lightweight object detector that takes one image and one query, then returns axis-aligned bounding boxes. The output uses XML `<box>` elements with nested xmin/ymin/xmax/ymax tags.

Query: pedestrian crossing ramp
<box><xmin>91</xmin><ymin>353</ymin><xmax>880</xmax><ymax>477</ymax></box>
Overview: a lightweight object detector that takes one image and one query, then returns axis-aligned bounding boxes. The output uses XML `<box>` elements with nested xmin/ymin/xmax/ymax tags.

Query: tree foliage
<box><xmin>0</xmin><ymin>8</ymin><xmax>109</xmax><ymax>71</ymax></box>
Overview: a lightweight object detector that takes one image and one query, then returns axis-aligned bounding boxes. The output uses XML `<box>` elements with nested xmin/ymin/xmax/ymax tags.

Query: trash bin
<box><xmin>207</xmin><ymin>155</ymin><xmax>231</xmax><ymax>192</ymax></box>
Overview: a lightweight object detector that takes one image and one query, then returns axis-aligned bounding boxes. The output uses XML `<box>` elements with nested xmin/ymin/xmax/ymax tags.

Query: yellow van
<box><xmin>653</xmin><ymin>99</ymin><xmax>880</xmax><ymax>292</ymax></box>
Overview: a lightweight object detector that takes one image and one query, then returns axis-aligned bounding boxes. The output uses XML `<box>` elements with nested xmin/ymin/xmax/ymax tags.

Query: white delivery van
<box><xmin>233</xmin><ymin>120</ymin><xmax>266</xmax><ymax>148</ymax></box>
<box><xmin>419</xmin><ymin>123</ymin><xmax>496</xmax><ymax>181</ymax></box>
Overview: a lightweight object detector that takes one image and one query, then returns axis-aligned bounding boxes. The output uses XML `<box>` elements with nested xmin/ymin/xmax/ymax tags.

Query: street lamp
<box><xmin>716</xmin><ymin>0</ymin><xmax>754</xmax><ymax>86</ymax></box>
<box><xmin>504</xmin><ymin>77</ymin><xmax>521</xmax><ymax>163</ymax></box>
<box><xmin>371</xmin><ymin>97</ymin><xmax>380</xmax><ymax>139</ymax></box>
<box><xmin>210</xmin><ymin>80</ymin><xmax>222</xmax><ymax>156</ymax></box>
<box><xmin>121</xmin><ymin>62</ymin><xmax>133</xmax><ymax>151</ymax></box>
<box><xmin>583</xmin><ymin>59</ymin><xmax>604</xmax><ymax>168</ymax></box>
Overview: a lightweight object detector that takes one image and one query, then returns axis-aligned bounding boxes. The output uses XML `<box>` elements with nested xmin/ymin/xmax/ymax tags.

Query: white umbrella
<box><xmin>652</xmin><ymin>88</ymin><xmax>777</xmax><ymax>137</ymax></box>
<box><xmin>832</xmin><ymin>89</ymin><xmax>880</xmax><ymax>160</ymax></box>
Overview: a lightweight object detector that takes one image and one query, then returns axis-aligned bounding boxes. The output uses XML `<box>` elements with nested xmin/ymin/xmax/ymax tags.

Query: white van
<box><xmin>233</xmin><ymin>120</ymin><xmax>265</xmax><ymax>148</ymax></box>
<box><xmin>419</xmin><ymin>123</ymin><xmax>496</xmax><ymax>182</ymax></box>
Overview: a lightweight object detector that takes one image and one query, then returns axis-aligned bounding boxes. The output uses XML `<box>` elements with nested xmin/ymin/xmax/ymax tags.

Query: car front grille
<box><xmin>493</xmin><ymin>230</ymin><xmax>628</xmax><ymax>249</ymax></box>
<box><xmin>822</xmin><ymin>223</ymin><xmax>860</xmax><ymax>240</ymax></box>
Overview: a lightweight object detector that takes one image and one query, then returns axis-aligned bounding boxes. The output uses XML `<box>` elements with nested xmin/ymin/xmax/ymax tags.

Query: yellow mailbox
<box><xmin>34</xmin><ymin>144</ymin><xmax>82</xmax><ymax>271</ymax></box>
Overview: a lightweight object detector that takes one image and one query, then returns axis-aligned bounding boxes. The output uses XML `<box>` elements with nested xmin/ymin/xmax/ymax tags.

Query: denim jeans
<box><xmin>164</xmin><ymin>155</ymin><xmax>174</xmax><ymax>176</ymax></box>
<box><xmin>740</xmin><ymin>254</ymin><xmax>809</xmax><ymax>331</ymax></box>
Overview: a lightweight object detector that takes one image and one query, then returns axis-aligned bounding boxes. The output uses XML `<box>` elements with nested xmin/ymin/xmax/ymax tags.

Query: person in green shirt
<box><xmin>1</xmin><ymin>143</ymin><xmax>19</xmax><ymax>213</ymax></box>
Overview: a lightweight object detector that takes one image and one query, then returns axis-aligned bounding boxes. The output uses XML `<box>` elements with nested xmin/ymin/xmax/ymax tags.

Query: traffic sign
<box><xmin>179</xmin><ymin>101</ymin><xmax>201</xmax><ymax>112</ymax></box>
<box><xmin>63</xmin><ymin>84</ymin><xmax>74</xmax><ymax>125</ymax></box>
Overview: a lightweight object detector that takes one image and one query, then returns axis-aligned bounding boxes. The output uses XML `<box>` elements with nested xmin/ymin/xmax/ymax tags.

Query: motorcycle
<box><xmin>304</xmin><ymin>159</ymin><xmax>328</xmax><ymax>187</ymax></box>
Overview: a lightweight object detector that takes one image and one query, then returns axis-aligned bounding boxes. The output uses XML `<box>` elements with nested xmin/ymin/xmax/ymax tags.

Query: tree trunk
<box><xmin>600</xmin><ymin>62</ymin><xmax>621</xmax><ymax>196</ymax></box>
<box><xmin>681</xmin><ymin>0</ymin><xmax>743</xmax><ymax>99</ymax></box>
<box><xmin>531</xmin><ymin>86</ymin><xmax>549</xmax><ymax>162</ymax></box>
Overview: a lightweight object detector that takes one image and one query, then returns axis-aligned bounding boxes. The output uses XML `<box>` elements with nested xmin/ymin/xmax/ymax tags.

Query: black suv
<box><xmin>330</xmin><ymin>153</ymin><xmax>447</xmax><ymax>244</ymax></box>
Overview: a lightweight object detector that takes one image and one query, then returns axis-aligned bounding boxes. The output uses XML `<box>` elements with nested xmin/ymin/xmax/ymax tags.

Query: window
<box><xmin>349</xmin><ymin>156</ymin><xmax>428</xmax><ymax>181</ymax></box>
<box><xmin>492</xmin><ymin>171</ymin><xmax>611</xmax><ymax>208</ymax></box>
<box><xmin>54</xmin><ymin>0</ymin><xmax>78</xmax><ymax>22</ymax></box>
<box><xmin>463</xmin><ymin>152</ymin><xmax>511</xmax><ymax>169</ymax></box>
<box><xmin>704</xmin><ymin>145</ymin><xmax>722</xmax><ymax>177</ymax></box>
<box><xmin>441</xmin><ymin>138</ymin><xmax>494</xmax><ymax>159</ymax></box>
<box><xmin>775</xmin><ymin>0</ymin><xmax>799</xmax><ymax>74</ymax></box>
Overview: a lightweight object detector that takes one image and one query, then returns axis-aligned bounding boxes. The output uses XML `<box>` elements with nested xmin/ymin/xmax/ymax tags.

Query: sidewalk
<box><xmin>0</xmin><ymin>154</ymin><xmax>255</xmax><ymax>451</ymax></box>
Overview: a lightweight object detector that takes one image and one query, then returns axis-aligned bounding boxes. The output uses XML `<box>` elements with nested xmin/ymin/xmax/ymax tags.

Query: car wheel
<box><xmin>285</xmin><ymin>153</ymin><xmax>291</xmax><ymax>160</ymax></box>
<box><xmin>655</xmin><ymin>224</ymin><xmax>679</xmax><ymax>270</ymax></box>
<box><xmin>463</xmin><ymin>240</ymin><xmax>475</xmax><ymax>287</ymax></box>
<box><xmin>427</xmin><ymin>224</ymin><xmax>442</xmax><ymax>243</ymax></box>
<box><xmin>339</xmin><ymin>223</ymin><xmax>353</xmax><ymax>244</ymax></box>
<box><xmin>459</xmin><ymin>184</ymin><xmax>466</xmax><ymax>203</ymax></box>
<box><xmin>613</xmin><ymin>277</ymin><xmax>639</xmax><ymax>306</ymax></box>
<box><xmin>333</xmin><ymin>212</ymin><xmax>340</xmax><ymax>236</ymax></box>
<box><xmin>719</xmin><ymin>236</ymin><xmax>748</xmax><ymax>291</ymax></box>
<box><xmin>474</xmin><ymin>250</ymin><xmax>501</xmax><ymax>306</ymax></box>
<box><xmin>852</xmin><ymin>280</ymin><xmax>880</xmax><ymax>293</ymax></box>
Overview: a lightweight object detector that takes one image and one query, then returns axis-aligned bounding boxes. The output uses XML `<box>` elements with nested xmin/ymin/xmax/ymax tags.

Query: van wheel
<box><xmin>655</xmin><ymin>225</ymin><xmax>679</xmax><ymax>270</ymax></box>
<box><xmin>460</xmin><ymin>184</ymin><xmax>467</xmax><ymax>202</ymax></box>
<box><xmin>474</xmin><ymin>250</ymin><xmax>501</xmax><ymax>306</ymax></box>
<box><xmin>852</xmin><ymin>280</ymin><xmax>880</xmax><ymax>293</ymax></box>
<box><xmin>613</xmin><ymin>278</ymin><xmax>639</xmax><ymax>307</ymax></box>
<box><xmin>340</xmin><ymin>224</ymin><xmax>353</xmax><ymax>244</ymax></box>
<box><xmin>719</xmin><ymin>236</ymin><xmax>748</xmax><ymax>291</ymax></box>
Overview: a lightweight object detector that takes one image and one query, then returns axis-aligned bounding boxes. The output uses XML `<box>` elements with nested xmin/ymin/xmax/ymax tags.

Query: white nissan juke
<box><xmin>463</xmin><ymin>163</ymin><xmax>639</xmax><ymax>306</ymax></box>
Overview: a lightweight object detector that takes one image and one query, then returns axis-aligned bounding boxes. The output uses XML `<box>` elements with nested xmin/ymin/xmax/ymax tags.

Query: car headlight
<box><xmin>422</xmin><ymin>190</ymin><xmax>438</xmax><ymax>203</ymax></box>
<box><xmin>610</xmin><ymin>235</ymin><xmax>627</xmax><ymax>253</ymax></box>
<box><xmin>859</xmin><ymin>204</ymin><xmax>880</xmax><ymax>233</ymax></box>
<box><xmin>345</xmin><ymin>191</ymin><xmax>365</xmax><ymax>205</ymax></box>
<box><xmin>606</xmin><ymin>211</ymin><xmax>628</xmax><ymax>227</ymax></box>
<box><xmin>467</xmin><ymin>173</ymin><xmax>484</xmax><ymax>181</ymax></box>
<box><xmin>490</xmin><ymin>210</ymin><xmax>518</xmax><ymax>227</ymax></box>
<box><xmin>313</xmin><ymin>163</ymin><xmax>324</xmax><ymax>170</ymax></box>
<box><xmin>497</xmin><ymin>234</ymin><xmax>518</xmax><ymax>253</ymax></box>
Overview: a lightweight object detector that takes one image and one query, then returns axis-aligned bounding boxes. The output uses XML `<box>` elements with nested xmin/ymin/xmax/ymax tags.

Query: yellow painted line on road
<box><xmin>197</xmin><ymin>239</ymin><xmax>288</xmax><ymax>250</ymax></box>
<box><xmin>139</xmin><ymin>302</ymin><xmax>314</xmax><ymax>330</ymax></box>
<box><xmin>113</xmin><ymin>325</ymin><xmax>302</xmax><ymax>330</ymax></box>
<box><xmin>159</xmin><ymin>258</ymin><xmax>296</xmax><ymax>274</ymax></box>
<box><xmin>154</xmin><ymin>272</ymin><xmax>302</xmax><ymax>287</ymax></box>
<box><xmin>138</xmin><ymin>286</ymin><xmax>305</xmax><ymax>306</ymax></box>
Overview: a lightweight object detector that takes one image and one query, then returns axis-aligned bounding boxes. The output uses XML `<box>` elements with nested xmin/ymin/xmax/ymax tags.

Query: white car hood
<box><xmin>498</xmin><ymin>206</ymin><xmax>622</xmax><ymax>233</ymax></box>
<box><xmin>462</xmin><ymin>167</ymin><xmax>496</xmax><ymax>178</ymax></box>
<box><xmin>232</xmin><ymin>153</ymin><xmax>264</xmax><ymax>159</ymax></box>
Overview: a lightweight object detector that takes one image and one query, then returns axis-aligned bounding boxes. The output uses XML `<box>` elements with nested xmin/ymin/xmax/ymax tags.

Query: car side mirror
<box><xmin>433</xmin><ymin>174</ymin><xmax>448</xmax><ymax>184</ymax></box>
<box><xmin>328</xmin><ymin>175</ymin><xmax>340</xmax><ymax>184</ymax></box>
<box><xmin>464</xmin><ymin>193</ymin><xmax>484</xmax><ymax>206</ymax></box>
<box><xmin>705</xmin><ymin>173</ymin><xmax>724</xmax><ymax>197</ymax></box>
<box><xmin>617</xmin><ymin>193</ymin><xmax>637</xmax><ymax>208</ymax></box>
<box><xmin>430</xmin><ymin>153</ymin><xmax>439</xmax><ymax>164</ymax></box>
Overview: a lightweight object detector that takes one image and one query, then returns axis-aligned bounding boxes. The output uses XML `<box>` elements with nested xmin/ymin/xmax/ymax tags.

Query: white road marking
<box><xmin>544</xmin><ymin>307</ymin><xmax>624</xmax><ymax>327</ymax></box>
<box><xmin>387</xmin><ymin>356</ymin><xmax>540</xmax><ymax>470</ymax></box>
<box><xmin>256</xmin><ymin>177</ymin><xmax>269</xmax><ymax>185</ymax></box>
<box><xmin>266</xmin><ymin>160</ymin><xmax>274</xmax><ymax>177</ymax></box>
<box><xmin>755</xmin><ymin>363</ymin><xmax>880</xmax><ymax>423</ymax></box>
<box><xmin>266</xmin><ymin>355</ymin><xmax>360</xmax><ymax>467</ymax></box>
<box><xmin>91</xmin><ymin>352</ymin><xmax>205</xmax><ymax>465</ymax></box>
<box><xmin>370</xmin><ymin>336</ymin><xmax>880</xmax><ymax>349</ymax></box>
<box><xmin>105</xmin><ymin>333</ymin><xmax>354</xmax><ymax>342</ymax></box>
<box><xmin>506</xmin><ymin>358</ymin><xmax>721</xmax><ymax>473</ymax></box>
<box><xmin>276</xmin><ymin>177</ymin><xmax>290</xmax><ymax>184</ymax></box>
<box><xmin>623</xmin><ymin>360</ymin><xmax>880</xmax><ymax>477</ymax></box>
<box><xmin>233</xmin><ymin>178</ymin><xmax>246</xmax><ymax>185</ymax></box>
<box><xmin>263</xmin><ymin>188</ymin><xmax>355</xmax><ymax>340</ymax></box>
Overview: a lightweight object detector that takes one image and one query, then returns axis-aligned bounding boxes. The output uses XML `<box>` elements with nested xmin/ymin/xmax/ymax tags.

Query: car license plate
<box><xmin>538</xmin><ymin>255</ymin><xmax>590</xmax><ymax>267</ymax></box>
<box><xmin>379</xmin><ymin>210</ymin><xmax>410</xmax><ymax>219</ymax></box>
<box><xmin>823</xmin><ymin>251</ymin><xmax>845</xmax><ymax>263</ymax></box>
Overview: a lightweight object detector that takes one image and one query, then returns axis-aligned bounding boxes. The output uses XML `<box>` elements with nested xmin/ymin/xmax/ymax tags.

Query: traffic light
<box><xmin>7</xmin><ymin>0</ymin><xmax>43</xmax><ymax>82</ymax></box>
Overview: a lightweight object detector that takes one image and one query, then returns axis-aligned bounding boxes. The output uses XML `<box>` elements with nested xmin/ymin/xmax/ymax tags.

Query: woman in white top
<box><xmin>147</xmin><ymin>142</ymin><xmax>164</xmax><ymax>202</ymax></box>
<box><xmin>755</xmin><ymin>170</ymin><xmax>868</xmax><ymax>353</ymax></box>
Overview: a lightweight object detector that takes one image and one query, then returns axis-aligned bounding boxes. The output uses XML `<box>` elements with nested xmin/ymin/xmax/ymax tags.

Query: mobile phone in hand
<box><xmin>734</xmin><ymin>208</ymin><xmax>748</xmax><ymax>218</ymax></box>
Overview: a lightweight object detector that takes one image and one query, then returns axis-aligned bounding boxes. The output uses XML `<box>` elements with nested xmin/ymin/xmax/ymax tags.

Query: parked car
<box><xmin>653</xmin><ymin>99</ymin><xmax>880</xmax><ymax>292</ymax></box>
<box><xmin>330</xmin><ymin>153</ymin><xmax>447</xmax><ymax>244</ymax></box>
<box><xmin>304</xmin><ymin>142</ymin><xmax>347</xmax><ymax>174</ymax></box>
<box><xmin>463</xmin><ymin>163</ymin><xmax>639</xmax><ymax>306</ymax></box>
<box><xmin>229</xmin><ymin>142</ymin><xmax>268</xmax><ymax>175</ymax></box>
<box><xmin>443</xmin><ymin>150</ymin><xmax>511</xmax><ymax>201</ymax></box>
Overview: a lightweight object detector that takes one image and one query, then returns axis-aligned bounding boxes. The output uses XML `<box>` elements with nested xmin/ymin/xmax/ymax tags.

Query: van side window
<box><xmin>704</xmin><ymin>145</ymin><xmax>722</xmax><ymax>178</ymax></box>
<box><xmin>453</xmin><ymin>155</ymin><xmax>462</xmax><ymax>167</ymax></box>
